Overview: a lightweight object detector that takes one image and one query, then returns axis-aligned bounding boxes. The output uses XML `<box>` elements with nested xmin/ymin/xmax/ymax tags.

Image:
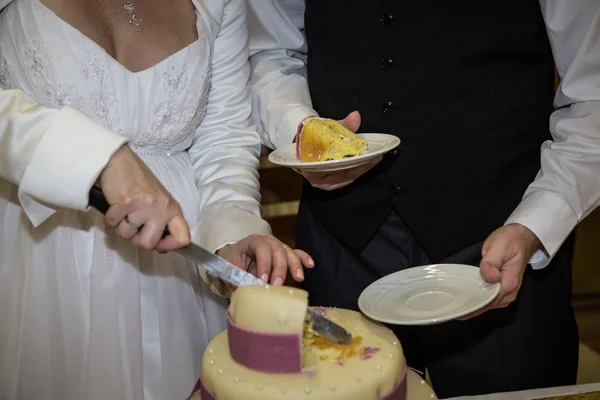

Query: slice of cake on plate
<box><xmin>297</xmin><ymin>117</ymin><xmax>368</xmax><ymax>162</ymax></box>
<box><xmin>190</xmin><ymin>285</ymin><xmax>437</xmax><ymax>400</ymax></box>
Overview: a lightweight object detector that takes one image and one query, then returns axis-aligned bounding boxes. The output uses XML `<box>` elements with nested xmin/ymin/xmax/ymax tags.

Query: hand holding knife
<box><xmin>89</xmin><ymin>187</ymin><xmax>352</xmax><ymax>344</ymax></box>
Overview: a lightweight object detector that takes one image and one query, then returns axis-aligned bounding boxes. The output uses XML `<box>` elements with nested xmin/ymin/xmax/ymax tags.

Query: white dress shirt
<box><xmin>248</xmin><ymin>0</ymin><xmax>600</xmax><ymax>269</ymax></box>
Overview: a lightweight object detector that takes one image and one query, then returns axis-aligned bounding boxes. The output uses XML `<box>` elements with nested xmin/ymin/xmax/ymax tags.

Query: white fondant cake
<box><xmin>194</xmin><ymin>285</ymin><xmax>437</xmax><ymax>400</ymax></box>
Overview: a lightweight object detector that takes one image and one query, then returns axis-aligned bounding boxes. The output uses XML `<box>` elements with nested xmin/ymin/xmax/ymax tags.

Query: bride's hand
<box><xmin>97</xmin><ymin>145</ymin><xmax>191</xmax><ymax>252</ymax></box>
<box><xmin>217</xmin><ymin>234</ymin><xmax>314</xmax><ymax>292</ymax></box>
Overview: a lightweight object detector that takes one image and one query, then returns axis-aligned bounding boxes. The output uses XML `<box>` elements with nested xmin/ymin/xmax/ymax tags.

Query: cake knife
<box><xmin>88</xmin><ymin>187</ymin><xmax>353</xmax><ymax>344</ymax></box>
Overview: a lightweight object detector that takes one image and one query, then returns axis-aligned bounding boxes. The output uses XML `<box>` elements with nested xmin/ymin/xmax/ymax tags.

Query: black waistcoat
<box><xmin>302</xmin><ymin>0</ymin><xmax>556</xmax><ymax>262</ymax></box>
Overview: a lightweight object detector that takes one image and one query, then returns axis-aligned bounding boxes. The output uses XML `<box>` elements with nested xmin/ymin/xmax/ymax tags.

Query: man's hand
<box><xmin>300</xmin><ymin>111</ymin><xmax>383</xmax><ymax>191</ymax></box>
<box><xmin>216</xmin><ymin>234</ymin><xmax>314</xmax><ymax>295</ymax></box>
<box><xmin>459</xmin><ymin>223</ymin><xmax>542</xmax><ymax>320</ymax></box>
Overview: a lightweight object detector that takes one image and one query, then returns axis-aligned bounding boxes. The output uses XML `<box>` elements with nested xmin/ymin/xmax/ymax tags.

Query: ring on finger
<box><xmin>124</xmin><ymin>215</ymin><xmax>141</xmax><ymax>231</ymax></box>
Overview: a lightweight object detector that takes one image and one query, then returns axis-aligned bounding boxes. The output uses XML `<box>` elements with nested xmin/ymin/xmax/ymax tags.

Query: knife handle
<box><xmin>89</xmin><ymin>186</ymin><xmax>169</xmax><ymax>238</ymax></box>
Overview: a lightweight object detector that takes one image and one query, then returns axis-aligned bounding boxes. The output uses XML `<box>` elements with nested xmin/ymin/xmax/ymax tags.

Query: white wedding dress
<box><xmin>0</xmin><ymin>0</ymin><xmax>270</xmax><ymax>399</ymax></box>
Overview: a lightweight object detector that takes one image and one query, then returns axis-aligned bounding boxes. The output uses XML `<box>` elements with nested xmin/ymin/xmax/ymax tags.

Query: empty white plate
<box><xmin>358</xmin><ymin>264</ymin><xmax>501</xmax><ymax>326</ymax></box>
<box><xmin>268</xmin><ymin>133</ymin><xmax>400</xmax><ymax>172</ymax></box>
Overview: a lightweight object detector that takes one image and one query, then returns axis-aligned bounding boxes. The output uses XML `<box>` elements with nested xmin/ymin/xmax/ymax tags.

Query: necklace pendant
<box><xmin>124</xmin><ymin>0</ymin><xmax>142</xmax><ymax>32</ymax></box>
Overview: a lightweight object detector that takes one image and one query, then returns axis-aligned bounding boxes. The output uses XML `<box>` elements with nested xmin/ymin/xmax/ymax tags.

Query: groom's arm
<box><xmin>0</xmin><ymin>88</ymin><xmax>126</xmax><ymax>225</ymax></box>
<box><xmin>503</xmin><ymin>0</ymin><xmax>600</xmax><ymax>268</ymax></box>
<box><xmin>247</xmin><ymin>0</ymin><xmax>317</xmax><ymax>150</ymax></box>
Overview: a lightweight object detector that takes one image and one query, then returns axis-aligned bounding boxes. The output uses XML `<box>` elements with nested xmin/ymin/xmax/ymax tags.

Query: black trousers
<box><xmin>298</xmin><ymin>204</ymin><xmax>579</xmax><ymax>399</ymax></box>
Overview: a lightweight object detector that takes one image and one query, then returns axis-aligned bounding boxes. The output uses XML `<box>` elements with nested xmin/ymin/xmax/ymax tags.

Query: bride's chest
<box><xmin>38</xmin><ymin>0</ymin><xmax>200</xmax><ymax>73</ymax></box>
<box><xmin>0</xmin><ymin>0</ymin><xmax>224</xmax><ymax>153</ymax></box>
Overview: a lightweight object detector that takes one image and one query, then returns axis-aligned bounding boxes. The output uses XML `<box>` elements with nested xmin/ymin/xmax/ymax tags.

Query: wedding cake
<box><xmin>191</xmin><ymin>285</ymin><xmax>436</xmax><ymax>400</ymax></box>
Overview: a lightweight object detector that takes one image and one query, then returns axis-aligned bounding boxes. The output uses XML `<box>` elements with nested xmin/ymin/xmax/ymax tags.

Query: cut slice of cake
<box><xmin>297</xmin><ymin>117</ymin><xmax>368</xmax><ymax>162</ymax></box>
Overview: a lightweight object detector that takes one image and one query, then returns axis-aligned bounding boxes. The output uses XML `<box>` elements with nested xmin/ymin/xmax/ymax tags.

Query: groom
<box><xmin>247</xmin><ymin>0</ymin><xmax>600</xmax><ymax>398</ymax></box>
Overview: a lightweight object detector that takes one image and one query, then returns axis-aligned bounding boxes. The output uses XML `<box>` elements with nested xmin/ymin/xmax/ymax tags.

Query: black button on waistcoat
<box><xmin>380</xmin><ymin>12</ymin><xmax>394</xmax><ymax>25</ymax></box>
<box><xmin>381</xmin><ymin>58</ymin><xmax>393</xmax><ymax>70</ymax></box>
<box><xmin>381</xmin><ymin>101</ymin><xmax>393</xmax><ymax>114</ymax></box>
<box><xmin>389</xmin><ymin>183</ymin><xmax>401</xmax><ymax>195</ymax></box>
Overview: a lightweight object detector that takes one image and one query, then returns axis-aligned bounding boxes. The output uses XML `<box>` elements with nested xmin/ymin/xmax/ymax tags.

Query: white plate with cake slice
<box><xmin>358</xmin><ymin>264</ymin><xmax>501</xmax><ymax>326</ymax></box>
<box><xmin>268</xmin><ymin>133</ymin><xmax>401</xmax><ymax>172</ymax></box>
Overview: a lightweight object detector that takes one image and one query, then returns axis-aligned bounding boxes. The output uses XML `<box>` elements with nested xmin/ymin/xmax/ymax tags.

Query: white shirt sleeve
<box><xmin>247</xmin><ymin>0</ymin><xmax>600</xmax><ymax>271</ymax></box>
<box><xmin>506</xmin><ymin>1</ymin><xmax>600</xmax><ymax>269</ymax></box>
<box><xmin>0</xmin><ymin>88</ymin><xmax>127</xmax><ymax>226</ymax></box>
<box><xmin>189</xmin><ymin>0</ymin><xmax>272</xmax><ymax>295</ymax></box>
<box><xmin>247</xmin><ymin>0</ymin><xmax>316</xmax><ymax>149</ymax></box>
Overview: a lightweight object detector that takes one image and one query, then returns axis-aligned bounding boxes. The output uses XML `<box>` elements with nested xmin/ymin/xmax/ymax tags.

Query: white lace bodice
<box><xmin>0</xmin><ymin>0</ymin><xmax>211</xmax><ymax>155</ymax></box>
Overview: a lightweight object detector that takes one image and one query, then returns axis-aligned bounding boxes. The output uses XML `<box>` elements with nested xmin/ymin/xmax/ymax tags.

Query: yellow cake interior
<box><xmin>299</xmin><ymin>118</ymin><xmax>367</xmax><ymax>162</ymax></box>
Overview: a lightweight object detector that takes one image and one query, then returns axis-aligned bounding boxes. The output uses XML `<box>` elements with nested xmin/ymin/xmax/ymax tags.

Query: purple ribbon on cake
<box><xmin>227</xmin><ymin>313</ymin><xmax>303</xmax><ymax>374</ymax></box>
<box><xmin>384</xmin><ymin>366</ymin><xmax>408</xmax><ymax>400</ymax></box>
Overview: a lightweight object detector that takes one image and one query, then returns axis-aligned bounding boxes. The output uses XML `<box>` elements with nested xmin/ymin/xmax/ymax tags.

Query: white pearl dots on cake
<box><xmin>200</xmin><ymin>299</ymin><xmax>422</xmax><ymax>400</ymax></box>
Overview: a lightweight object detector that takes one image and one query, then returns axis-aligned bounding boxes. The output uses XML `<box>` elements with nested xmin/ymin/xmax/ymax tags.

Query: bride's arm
<box><xmin>188</xmin><ymin>0</ymin><xmax>271</xmax><ymax>295</ymax></box>
<box><xmin>0</xmin><ymin>88</ymin><xmax>126</xmax><ymax>225</ymax></box>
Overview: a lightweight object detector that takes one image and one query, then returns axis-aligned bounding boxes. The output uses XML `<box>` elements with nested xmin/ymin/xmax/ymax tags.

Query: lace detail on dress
<box><xmin>22</xmin><ymin>38</ymin><xmax>74</xmax><ymax>107</ymax></box>
<box><xmin>21</xmin><ymin>39</ymin><xmax>120</xmax><ymax>133</ymax></box>
<box><xmin>186</xmin><ymin>67</ymin><xmax>212</xmax><ymax>134</ymax></box>
<box><xmin>0</xmin><ymin>47</ymin><xmax>12</xmax><ymax>89</ymax></box>
<box><xmin>76</xmin><ymin>54</ymin><xmax>119</xmax><ymax>132</ymax></box>
<box><xmin>23</xmin><ymin>38</ymin><xmax>51</xmax><ymax>88</ymax></box>
<box><xmin>129</xmin><ymin>64</ymin><xmax>211</xmax><ymax>154</ymax></box>
<box><xmin>11</xmin><ymin>13</ymin><xmax>212</xmax><ymax>156</ymax></box>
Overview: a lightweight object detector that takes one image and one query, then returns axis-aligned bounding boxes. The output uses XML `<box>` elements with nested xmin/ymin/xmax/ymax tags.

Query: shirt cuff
<box><xmin>528</xmin><ymin>248</ymin><xmax>551</xmax><ymax>270</ymax></box>
<box><xmin>18</xmin><ymin>106</ymin><xmax>127</xmax><ymax>227</ymax></box>
<box><xmin>275</xmin><ymin>105</ymin><xmax>318</xmax><ymax>149</ymax></box>
<box><xmin>504</xmin><ymin>190</ymin><xmax>578</xmax><ymax>270</ymax></box>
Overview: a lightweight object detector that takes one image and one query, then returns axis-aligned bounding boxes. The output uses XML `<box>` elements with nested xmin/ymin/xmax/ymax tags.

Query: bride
<box><xmin>0</xmin><ymin>0</ymin><xmax>312</xmax><ymax>399</ymax></box>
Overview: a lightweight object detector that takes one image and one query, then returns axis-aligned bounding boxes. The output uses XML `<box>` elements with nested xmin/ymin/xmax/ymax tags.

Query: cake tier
<box><xmin>200</xmin><ymin>308</ymin><xmax>406</xmax><ymax>400</ymax></box>
<box><xmin>191</xmin><ymin>370</ymin><xmax>438</xmax><ymax>400</ymax></box>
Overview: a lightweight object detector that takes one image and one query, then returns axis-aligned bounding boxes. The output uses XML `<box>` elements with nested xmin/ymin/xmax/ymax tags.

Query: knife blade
<box><xmin>88</xmin><ymin>187</ymin><xmax>352</xmax><ymax>344</ymax></box>
<box><xmin>306</xmin><ymin>308</ymin><xmax>352</xmax><ymax>344</ymax></box>
<box><xmin>179</xmin><ymin>243</ymin><xmax>351</xmax><ymax>344</ymax></box>
<box><xmin>175</xmin><ymin>242</ymin><xmax>266</xmax><ymax>287</ymax></box>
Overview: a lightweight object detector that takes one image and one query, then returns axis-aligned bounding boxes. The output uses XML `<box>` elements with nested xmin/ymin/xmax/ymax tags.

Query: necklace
<box><xmin>123</xmin><ymin>0</ymin><xmax>143</xmax><ymax>32</ymax></box>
